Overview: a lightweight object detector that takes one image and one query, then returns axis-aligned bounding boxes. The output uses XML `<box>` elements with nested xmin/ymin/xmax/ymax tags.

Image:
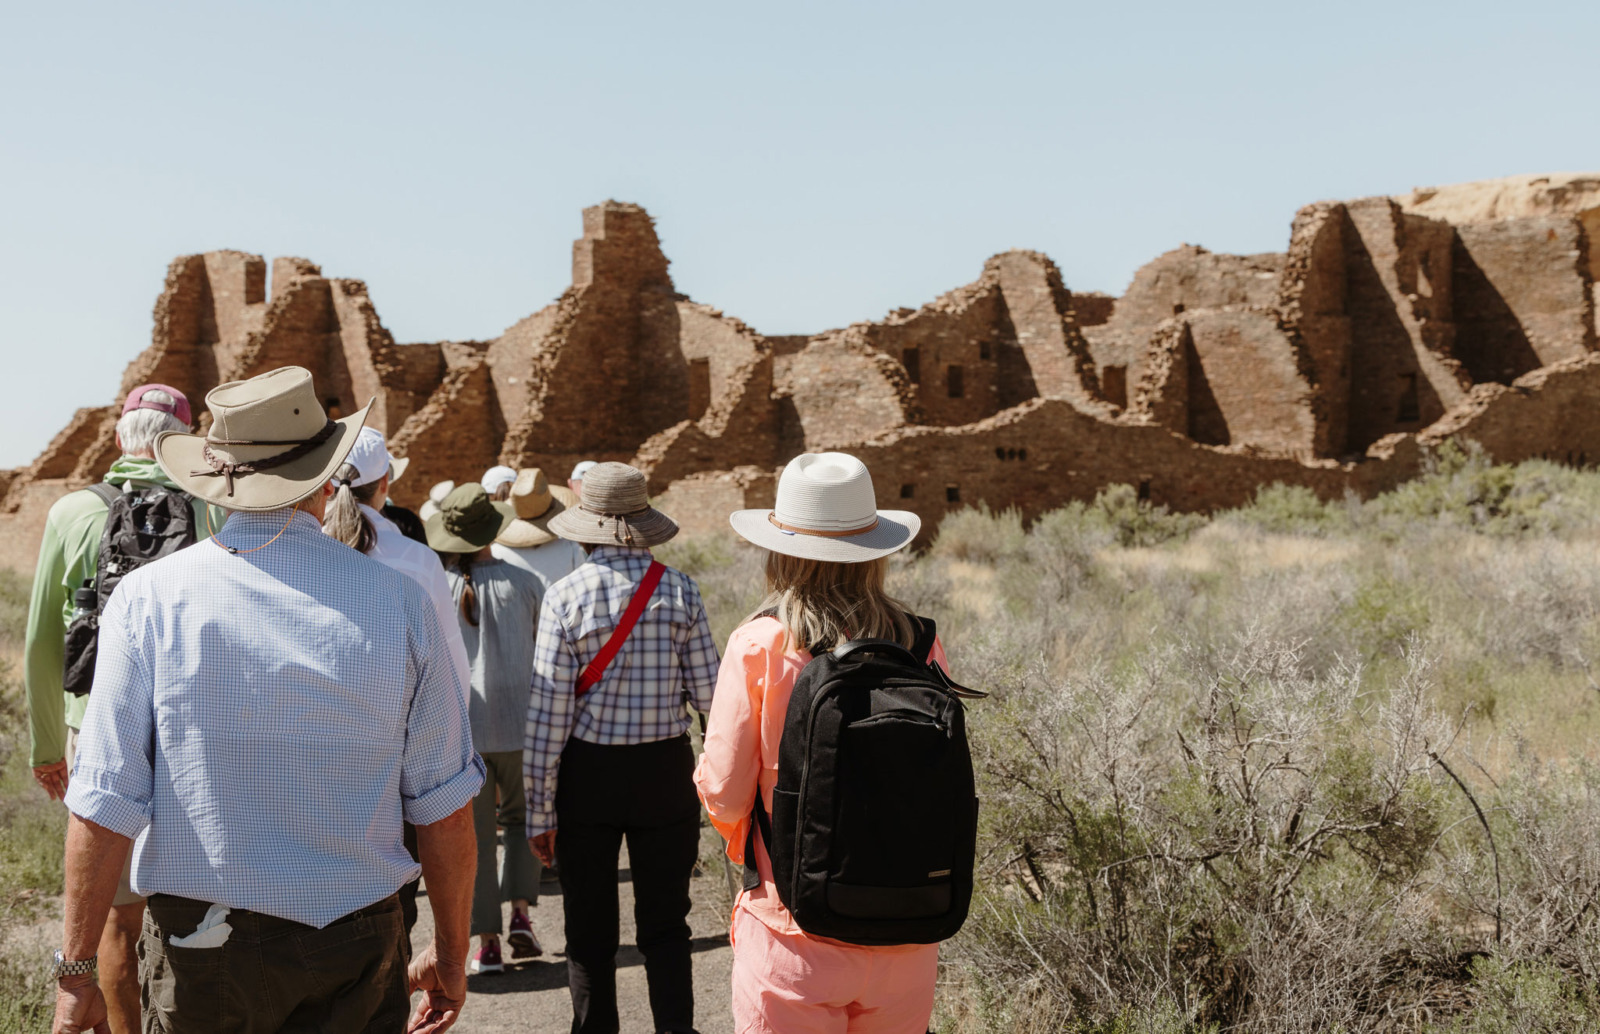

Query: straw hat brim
<box><xmin>498</xmin><ymin>485</ymin><xmax>581</xmax><ymax>549</ymax></box>
<box><xmin>388</xmin><ymin>455</ymin><xmax>410</xmax><ymax>484</ymax></box>
<box><xmin>424</xmin><ymin>501</ymin><xmax>517</xmax><ymax>554</ymax></box>
<box><xmin>153</xmin><ymin>401</ymin><xmax>374</xmax><ymax>513</ymax></box>
<box><xmin>548</xmin><ymin>503</ymin><xmax>679</xmax><ymax>548</ymax></box>
<box><xmin>729</xmin><ymin>507</ymin><xmax>920</xmax><ymax>562</ymax></box>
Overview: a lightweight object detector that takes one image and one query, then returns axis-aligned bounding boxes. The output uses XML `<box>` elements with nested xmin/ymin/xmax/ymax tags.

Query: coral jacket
<box><xmin>693</xmin><ymin>615</ymin><xmax>948</xmax><ymax>941</ymax></box>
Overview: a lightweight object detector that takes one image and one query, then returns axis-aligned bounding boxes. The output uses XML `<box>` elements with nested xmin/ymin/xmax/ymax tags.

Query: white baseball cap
<box><xmin>570</xmin><ymin>460</ymin><xmax>598</xmax><ymax>482</ymax></box>
<box><xmin>340</xmin><ymin>427</ymin><xmax>405</xmax><ymax>489</ymax></box>
<box><xmin>481</xmin><ymin>465</ymin><xmax>517</xmax><ymax>493</ymax></box>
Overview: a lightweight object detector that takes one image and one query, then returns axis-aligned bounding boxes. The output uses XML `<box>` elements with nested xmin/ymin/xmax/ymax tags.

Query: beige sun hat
<box><xmin>424</xmin><ymin>484</ymin><xmax>517</xmax><ymax>554</ymax></box>
<box><xmin>154</xmin><ymin>366</ymin><xmax>372</xmax><ymax>513</ymax></box>
<box><xmin>496</xmin><ymin>468</ymin><xmax>578</xmax><ymax>549</ymax></box>
<box><xmin>730</xmin><ymin>452</ymin><xmax>919</xmax><ymax>562</ymax></box>
<box><xmin>547</xmin><ymin>462</ymin><xmax>678</xmax><ymax>548</ymax></box>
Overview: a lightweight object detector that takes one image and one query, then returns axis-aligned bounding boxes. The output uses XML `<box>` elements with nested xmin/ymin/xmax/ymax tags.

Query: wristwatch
<box><xmin>51</xmin><ymin>950</ymin><xmax>97</xmax><ymax>979</ymax></box>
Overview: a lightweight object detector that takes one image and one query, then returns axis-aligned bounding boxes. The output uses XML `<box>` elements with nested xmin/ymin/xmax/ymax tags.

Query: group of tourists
<box><xmin>30</xmin><ymin>366</ymin><xmax>977</xmax><ymax>1034</ymax></box>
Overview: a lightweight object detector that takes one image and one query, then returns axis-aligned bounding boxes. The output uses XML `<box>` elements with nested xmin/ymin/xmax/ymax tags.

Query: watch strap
<box><xmin>52</xmin><ymin>950</ymin><xmax>97</xmax><ymax>979</ymax></box>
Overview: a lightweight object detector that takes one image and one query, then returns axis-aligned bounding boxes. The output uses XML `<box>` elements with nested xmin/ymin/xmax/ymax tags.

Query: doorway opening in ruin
<box><xmin>946</xmin><ymin>485</ymin><xmax>961</xmax><ymax>503</ymax></box>
<box><xmin>947</xmin><ymin>364</ymin><xmax>965</xmax><ymax>398</ymax></box>
<box><xmin>979</xmin><ymin>340</ymin><xmax>992</xmax><ymax>360</ymax></box>
<box><xmin>1101</xmin><ymin>365</ymin><xmax>1128</xmax><ymax>409</ymax></box>
<box><xmin>1396</xmin><ymin>373</ymin><xmax>1420</xmax><ymax>424</ymax></box>
<box><xmin>687</xmin><ymin>358</ymin><xmax>711</xmax><ymax>421</ymax></box>
<box><xmin>902</xmin><ymin>347</ymin><xmax>921</xmax><ymax>384</ymax></box>
<box><xmin>900</xmin><ymin>483</ymin><xmax>915</xmax><ymax>499</ymax></box>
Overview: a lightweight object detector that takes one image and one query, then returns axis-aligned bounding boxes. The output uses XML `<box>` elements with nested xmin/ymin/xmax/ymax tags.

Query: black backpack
<box><xmin>744</xmin><ymin>615</ymin><xmax>986</xmax><ymax>945</ymax></box>
<box><xmin>62</xmin><ymin>482</ymin><xmax>198</xmax><ymax>696</ymax></box>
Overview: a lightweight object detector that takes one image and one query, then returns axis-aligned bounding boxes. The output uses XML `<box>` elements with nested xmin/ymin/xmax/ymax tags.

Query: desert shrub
<box><xmin>1424</xmin><ymin>956</ymin><xmax>1600</xmax><ymax>1033</ymax></box>
<box><xmin>654</xmin><ymin>535</ymin><xmax>768</xmax><ymax>647</ymax></box>
<box><xmin>1373</xmin><ymin>442</ymin><xmax>1600</xmax><ymax>538</ymax></box>
<box><xmin>930</xmin><ymin>505</ymin><xmax>1029</xmax><ymax>565</ymax></box>
<box><xmin>1225</xmin><ymin>482</ymin><xmax>1347</xmax><ymax>536</ymax></box>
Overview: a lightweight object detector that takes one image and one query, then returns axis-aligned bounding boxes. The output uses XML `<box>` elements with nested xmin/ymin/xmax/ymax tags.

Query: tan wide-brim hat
<box><xmin>497</xmin><ymin>469</ymin><xmax>578</xmax><ymax>549</ymax></box>
<box><xmin>388</xmin><ymin>456</ymin><xmax>410</xmax><ymax>484</ymax></box>
<box><xmin>730</xmin><ymin>452</ymin><xmax>919</xmax><ymax>562</ymax></box>
<box><xmin>154</xmin><ymin>366</ymin><xmax>372</xmax><ymax>513</ymax></box>
<box><xmin>425</xmin><ymin>484</ymin><xmax>517</xmax><ymax>554</ymax></box>
<box><xmin>547</xmin><ymin>462</ymin><xmax>678</xmax><ymax>548</ymax></box>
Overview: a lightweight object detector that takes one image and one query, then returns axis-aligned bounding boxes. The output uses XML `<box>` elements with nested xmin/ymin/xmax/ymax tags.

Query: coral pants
<box><xmin>730</xmin><ymin>906</ymin><xmax>939</xmax><ymax>1034</ymax></box>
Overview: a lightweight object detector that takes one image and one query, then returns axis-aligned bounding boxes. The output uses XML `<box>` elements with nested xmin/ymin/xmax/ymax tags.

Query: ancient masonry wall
<box><xmin>3</xmin><ymin>175</ymin><xmax>1598</xmax><ymax>571</ymax></box>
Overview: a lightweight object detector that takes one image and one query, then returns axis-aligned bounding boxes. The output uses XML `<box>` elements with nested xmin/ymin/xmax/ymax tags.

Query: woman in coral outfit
<box><xmin>695</xmin><ymin>452</ymin><xmax>943</xmax><ymax>1034</ymax></box>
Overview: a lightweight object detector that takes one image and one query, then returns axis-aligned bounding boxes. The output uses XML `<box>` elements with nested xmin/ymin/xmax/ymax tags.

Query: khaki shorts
<box><xmin>66</xmin><ymin>727</ymin><xmax>145</xmax><ymax>908</ymax></box>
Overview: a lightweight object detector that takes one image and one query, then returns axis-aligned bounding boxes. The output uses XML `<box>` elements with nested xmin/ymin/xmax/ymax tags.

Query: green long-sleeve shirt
<box><xmin>24</xmin><ymin>456</ymin><xmax>225</xmax><ymax>767</ymax></box>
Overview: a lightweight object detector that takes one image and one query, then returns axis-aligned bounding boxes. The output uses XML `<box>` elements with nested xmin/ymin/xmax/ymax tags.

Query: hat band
<box><xmin>768</xmin><ymin>513</ymin><xmax>880</xmax><ymax>538</ymax></box>
<box><xmin>192</xmin><ymin>420</ymin><xmax>338</xmax><ymax>498</ymax></box>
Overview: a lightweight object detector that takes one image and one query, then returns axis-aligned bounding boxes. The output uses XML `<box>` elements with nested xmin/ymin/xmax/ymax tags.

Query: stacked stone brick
<box><xmin>2</xmin><ymin>175</ymin><xmax>1597</xmax><ymax>569</ymax></box>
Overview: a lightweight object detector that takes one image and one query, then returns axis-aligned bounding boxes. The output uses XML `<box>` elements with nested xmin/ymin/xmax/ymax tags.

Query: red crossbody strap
<box><xmin>576</xmin><ymin>561</ymin><xmax>666</xmax><ymax>698</ymax></box>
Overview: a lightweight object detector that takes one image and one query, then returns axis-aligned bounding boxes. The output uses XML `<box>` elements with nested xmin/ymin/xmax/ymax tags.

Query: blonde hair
<box><xmin>745</xmin><ymin>552</ymin><xmax>915</xmax><ymax>653</ymax></box>
<box><xmin>322</xmin><ymin>462</ymin><xmax>381</xmax><ymax>554</ymax></box>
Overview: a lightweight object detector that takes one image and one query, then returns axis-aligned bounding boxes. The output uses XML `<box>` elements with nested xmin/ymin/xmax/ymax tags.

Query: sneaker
<box><xmin>507</xmin><ymin>911</ymin><xmax>543</xmax><ymax>959</ymax></box>
<box><xmin>471</xmin><ymin>940</ymin><xmax>504</xmax><ymax>975</ymax></box>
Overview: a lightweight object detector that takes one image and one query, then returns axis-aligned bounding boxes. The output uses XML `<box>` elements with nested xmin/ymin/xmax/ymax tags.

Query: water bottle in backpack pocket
<box><xmin>62</xmin><ymin>482</ymin><xmax>198</xmax><ymax>696</ymax></box>
<box><xmin>745</xmin><ymin>615</ymin><xmax>986</xmax><ymax>946</ymax></box>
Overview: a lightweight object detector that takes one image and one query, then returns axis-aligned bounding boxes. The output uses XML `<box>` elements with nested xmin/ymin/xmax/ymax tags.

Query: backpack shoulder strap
<box><xmin>910</xmin><ymin>614</ymin><xmax>938</xmax><ymax>663</ymax></box>
<box><xmin>575</xmin><ymin>561</ymin><xmax>667</xmax><ymax>698</ymax></box>
<box><xmin>85</xmin><ymin>482</ymin><xmax>122</xmax><ymax>509</ymax></box>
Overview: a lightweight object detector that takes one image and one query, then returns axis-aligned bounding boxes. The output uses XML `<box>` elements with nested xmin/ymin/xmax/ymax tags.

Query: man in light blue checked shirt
<box><xmin>53</xmin><ymin>368</ymin><xmax>484</xmax><ymax>1034</ymax></box>
<box><xmin>525</xmin><ymin>462</ymin><xmax>718</xmax><ymax>1034</ymax></box>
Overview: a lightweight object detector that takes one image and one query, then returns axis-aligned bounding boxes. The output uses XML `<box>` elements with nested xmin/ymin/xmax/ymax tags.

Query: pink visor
<box><xmin>121</xmin><ymin>383</ymin><xmax>192</xmax><ymax>426</ymax></box>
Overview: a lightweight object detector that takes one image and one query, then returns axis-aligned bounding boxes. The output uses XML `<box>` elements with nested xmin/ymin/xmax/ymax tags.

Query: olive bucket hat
<box><xmin>424</xmin><ymin>484</ymin><xmax>516</xmax><ymax>554</ymax></box>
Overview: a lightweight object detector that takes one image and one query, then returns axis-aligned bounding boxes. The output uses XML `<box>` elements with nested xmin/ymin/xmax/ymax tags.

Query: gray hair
<box><xmin>114</xmin><ymin>390</ymin><xmax>188</xmax><ymax>457</ymax></box>
<box><xmin>322</xmin><ymin>462</ymin><xmax>380</xmax><ymax>554</ymax></box>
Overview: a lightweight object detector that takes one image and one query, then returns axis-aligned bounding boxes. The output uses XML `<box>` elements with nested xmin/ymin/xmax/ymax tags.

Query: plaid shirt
<box><xmin>524</xmin><ymin>545</ymin><xmax>720</xmax><ymax>835</ymax></box>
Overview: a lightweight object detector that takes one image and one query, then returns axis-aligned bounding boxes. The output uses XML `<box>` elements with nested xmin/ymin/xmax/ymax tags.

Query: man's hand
<box><xmin>53</xmin><ymin>974</ymin><xmax>109</xmax><ymax>1034</ymax></box>
<box><xmin>530</xmin><ymin>830</ymin><xmax>556</xmax><ymax>868</ymax></box>
<box><xmin>406</xmin><ymin>941</ymin><xmax>466</xmax><ymax>1034</ymax></box>
<box><xmin>34</xmin><ymin>760</ymin><xmax>69</xmax><ymax>802</ymax></box>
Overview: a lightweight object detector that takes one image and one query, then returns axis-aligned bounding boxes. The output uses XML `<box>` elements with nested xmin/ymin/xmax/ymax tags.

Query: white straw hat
<box><xmin>729</xmin><ymin>453</ymin><xmax>919</xmax><ymax>562</ymax></box>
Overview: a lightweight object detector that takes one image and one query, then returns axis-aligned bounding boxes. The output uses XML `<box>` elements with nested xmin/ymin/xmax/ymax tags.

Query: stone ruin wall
<box><xmin>2</xmin><ymin>173</ymin><xmax>1597</xmax><ymax>573</ymax></box>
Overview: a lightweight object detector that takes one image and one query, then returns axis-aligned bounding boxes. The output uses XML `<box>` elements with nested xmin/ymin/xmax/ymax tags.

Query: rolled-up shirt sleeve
<box><xmin>400</xmin><ymin>595</ymin><xmax>485</xmax><ymax>826</ymax></box>
<box><xmin>694</xmin><ymin>624</ymin><xmax>766</xmax><ymax>864</ymax></box>
<box><xmin>676</xmin><ymin>584</ymin><xmax>721</xmax><ymax>715</ymax></box>
<box><xmin>525</xmin><ymin>593</ymin><xmax>577</xmax><ymax>837</ymax></box>
<box><xmin>63</xmin><ymin>588</ymin><xmax>155</xmax><ymax>839</ymax></box>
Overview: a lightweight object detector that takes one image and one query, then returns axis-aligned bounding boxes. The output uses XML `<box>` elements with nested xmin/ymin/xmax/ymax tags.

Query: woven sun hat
<box><xmin>730</xmin><ymin>452</ymin><xmax>919</xmax><ymax>562</ymax></box>
<box><xmin>340</xmin><ymin>427</ymin><xmax>404</xmax><ymax>489</ymax></box>
<box><xmin>154</xmin><ymin>366</ymin><xmax>372</xmax><ymax>513</ymax></box>
<box><xmin>480</xmin><ymin>465</ymin><xmax>517</xmax><ymax>494</ymax></box>
<box><xmin>424</xmin><ymin>484</ymin><xmax>517</xmax><ymax>554</ymax></box>
<box><xmin>547</xmin><ymin>462</ymin><xmax>678</xmax><ymax>548</ymax></box>
<box><xmin>496</xmin><ymin>468</ymin><xmax>578</xmax><ymax>549</ymax></box>
<box><xmin>388</xmin><ymin>455</ymin><xmax>410</xmax><ymax>484</ymax></box>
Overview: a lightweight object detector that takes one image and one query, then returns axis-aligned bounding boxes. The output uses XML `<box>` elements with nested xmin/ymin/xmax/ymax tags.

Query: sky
<box><xmin>1</xmin><ymin>0</ymin><xmax>1595</xmax><ymax>468</ymax></box>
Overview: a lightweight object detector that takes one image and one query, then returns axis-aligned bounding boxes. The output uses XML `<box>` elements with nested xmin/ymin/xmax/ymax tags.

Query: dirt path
<box><xmin>410</xmin><ymin>841</ymin><xmax>736</xmax><ymax>1034</ymax></box>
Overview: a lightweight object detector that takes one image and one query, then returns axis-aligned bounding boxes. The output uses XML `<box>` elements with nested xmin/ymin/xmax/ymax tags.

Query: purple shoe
<box><xmin>471</xmin><ymin>940</ymin><xmax>504</xmax><ymax>975</ymax></box>
<box><xmin>507</xmin><ymin>911</ymin><xmax>543</xmax><ymax>959</ymax></box>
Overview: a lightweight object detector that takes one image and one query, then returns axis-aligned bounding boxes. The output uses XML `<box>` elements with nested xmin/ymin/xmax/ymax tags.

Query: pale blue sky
<box><xmin>2</xmin><ymin>0</ymin><xmax>1594</xmax><ymax>468</ymax></box>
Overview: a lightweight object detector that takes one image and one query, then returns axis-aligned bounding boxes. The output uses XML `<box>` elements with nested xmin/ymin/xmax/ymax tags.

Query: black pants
<box><xmin>556</xmin><ymin>734</ymin><xmax>701</xmax><ymax>1034</ymax></box>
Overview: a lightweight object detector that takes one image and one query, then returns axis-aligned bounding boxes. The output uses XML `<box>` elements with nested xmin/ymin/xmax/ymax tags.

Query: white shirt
<box><xmin>357</xmin><ymin>504</ymin><xmax>472</xmax><ymax>704</ymax></box>
<box><xmin>491</xmin><ymin>538</ymin><xmax>587</xmax><ymax>594</ymax></box>
<box><xmin>67</xmin><ymin>509</ymin><xmax>482</xmax><ymax>927</ymax></box>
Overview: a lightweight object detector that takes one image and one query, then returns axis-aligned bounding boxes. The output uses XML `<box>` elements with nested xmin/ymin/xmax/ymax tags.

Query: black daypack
<box><xmin>62</xmin><ymin>482</ymin><xmax>198</xmax><ymax>696</ymax></box>
<box><xmin>744</xmin><ymin>616</ymin><xmax>986</xmax><ymax>945</ymax></box>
